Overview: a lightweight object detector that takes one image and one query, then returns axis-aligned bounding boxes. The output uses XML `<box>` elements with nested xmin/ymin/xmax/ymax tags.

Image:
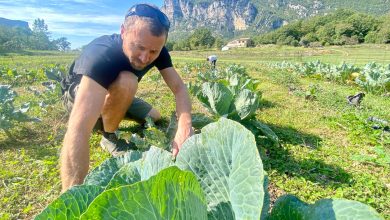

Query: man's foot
<box><xmin>100</xmin><ymin>132</ymin><xmax>132</xmax><ymax>157</ymax></box>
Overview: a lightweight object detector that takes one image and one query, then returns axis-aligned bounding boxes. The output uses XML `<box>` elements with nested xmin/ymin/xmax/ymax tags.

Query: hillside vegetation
<box><xmin>0</xmin><ymin>19</ymin><xmax>70</xmax><ymax>53</ymax></box>
<box><xmin>253</xmin><ymin>9</ymin><xmax>390</xmax><ymax>47</ymax></box>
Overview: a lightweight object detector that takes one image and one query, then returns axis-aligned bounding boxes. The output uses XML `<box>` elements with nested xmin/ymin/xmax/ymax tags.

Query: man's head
<box><xmin>121</xmin><ymin>4</ymin><xmax>170</xmax><ymax>70</ymax></box>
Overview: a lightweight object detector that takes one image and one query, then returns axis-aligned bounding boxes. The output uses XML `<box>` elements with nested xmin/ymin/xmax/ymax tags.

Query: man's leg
<box><xmin>124</xmin><ymin>98</ymin><xmax>161</xmax><ymax>124</ymax></box>
<box><xmin>101</xmin><ymin>71</ymin><xmax>138</xmax><ymax>133</ymax></box>
<box><xmin>147</xmin><ymin>108</ymin><xmax>161</xmax><ymax>122</ymax></box>
<box><xmin>99</xmin><ymin>71</ymin><xmax>139</xmax><ymax>156</ymax></box>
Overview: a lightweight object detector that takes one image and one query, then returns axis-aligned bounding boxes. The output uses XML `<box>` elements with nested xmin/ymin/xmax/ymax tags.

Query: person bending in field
<box><xmin>207</xmin><ymin>55</ymin><xmax>217</xmax><ymax>69</ymax></box>
<box><xmin>59</xmin><ymin>4</ymin><xmax>193</xmax><ymax>192</ymax></box>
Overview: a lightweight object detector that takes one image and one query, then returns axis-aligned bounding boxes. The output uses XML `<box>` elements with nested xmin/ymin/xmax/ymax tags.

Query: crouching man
<box><xmin>60</xmin><ymin>4</ymin><xmax>193</xmax><ymax>192</ymax></box>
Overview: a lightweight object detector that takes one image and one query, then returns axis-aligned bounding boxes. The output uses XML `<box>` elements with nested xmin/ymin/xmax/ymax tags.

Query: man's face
<box><xmin>121</xmin><ymin>21</ymin><xmax>166</xmax><ymax>70</ymax></box>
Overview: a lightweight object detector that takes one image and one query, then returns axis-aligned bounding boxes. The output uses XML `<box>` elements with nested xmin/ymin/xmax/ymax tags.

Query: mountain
<box><xmin>0</xmin><ymin>17</ymin><xmax>30</xmax><ymax>29</ymax></box>
<box><xmin>161</xmin><ymin>0</ymin><xmax>390</xmax><ymax>39</ymax></box>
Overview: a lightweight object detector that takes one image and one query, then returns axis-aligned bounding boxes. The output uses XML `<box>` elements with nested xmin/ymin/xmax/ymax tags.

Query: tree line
<box><xmin>166</xmin><ymin>28</ymin><xmax>227</xmax><ymax>51</ymax></box>
<box><xmin>252</xmin><ymin>9</ymin><xmax>390</xmax><ymax>47</ymax></box>
<box><xmin>169</xmin><ymin>9</ymin><xmax>390</xmax><ymax>51</ymax></box>
<box><xmin>0</xmin><ymin>18</ymin><xmax>71</xmax><ymax>53</ymax></box>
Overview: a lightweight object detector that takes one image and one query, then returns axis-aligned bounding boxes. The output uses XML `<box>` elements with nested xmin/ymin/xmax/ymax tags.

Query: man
<box><xmin>60</xmin><ymin>4</ymin><xmax>193</xmax><ymax>192</ymax></box>
<box><xmin>207</xmin><ymin>55</ymin><xmax>217</xmax><ymax>69</ymax></box>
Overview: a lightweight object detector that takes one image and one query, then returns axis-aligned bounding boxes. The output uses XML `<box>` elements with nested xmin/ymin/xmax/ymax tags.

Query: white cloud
<box><xmin>0</xmin><ymin>0</ymin><xmax>154</xmax><ymax>48</ymax></box>
<box><xmin>50</xmin><ymin>26</ymin><xmax>118</xmax><ymax>36</ymax></box>
<box><xmin>0</xmin><ymin>3</ymin><xmax>123</xmax><ymax>37</ymax></box>
<box><xmin>0</xmin><ymin>6</ymin><xmax>122</xmax><ymax>25</ymax></box>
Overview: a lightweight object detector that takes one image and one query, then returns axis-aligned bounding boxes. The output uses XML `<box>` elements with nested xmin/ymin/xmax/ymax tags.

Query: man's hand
<box><xmin>160</xmin><ymin>67</ymin><xmax>193</xmax><ymax>157</ymax></box>
<box><xmin>172</xmin><ymin>126</ymin><xmax>194</xmax><ymax>157</ymax></box>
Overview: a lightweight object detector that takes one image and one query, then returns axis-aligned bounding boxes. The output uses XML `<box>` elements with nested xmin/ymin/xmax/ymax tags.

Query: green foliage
<box><xmin>165</xmin><ymin>41</ymin><xmax>174</xmax><ymax>51</ymax></box>
<box><xmin>189</xmin><ymin>64</ymin><xmax>279</xmax><ymax>145</ymax></box>
<box><xmin>190</xmin><ymin>65</ymin><xmax>261</xmax><ymax>120</ymax></box>
<box><xmin>52</xmin><ymin>37</ymin><xmax>71</xmax><ymax>51</ymax></box>
<box><xmin>189</xmin><ymin>28</ymin><xmax>215</xmax><ymax>49</ymax></box>
<box><xmin>36</xmin><ymin>119</ymin><xmax>266</xmax><ymax>219</ymax></box>
<box><xmin>254</xmin><ymin>9</ymin><xmax>387</xmax><ymax>47</ymax></box>
<box><xmin>173</xmin><ymin>39</ymin><xmax>191</xmax><ymax>51</ymax></box>
<box><xmin>129</xmin><ymin>117</ymin><xmax>171</xmax><ymax>151</ymax></box>
<box><xmin>269</xmin><ymin>195</ymin><xmax>383</xmax><ymax>220</ymax></box>
<box><xmin>351</xmin><ymin>145</ymin><xmax>390</xmax><ymax>167</ymax></box>
<box><xmin>272</xmin><ymin>61</ymin><xmax>390</xmax><ymax>94</ymax></box>
<box><xmin>213</xmin><ymin>36</ymin><xmax>226</xmax><ymax>49</ymax></box>
<box><xmin>356</xmin><ymin>62</ymin><xmax>390</xmax><ymax>94</ymax></box>
<box><xmin>0</xmin><ymin>18</ymin><xmax>70</xmax><ymax>52</ymax></box>
<box><xmin>0</xmin><ymin>85</ymin><xmax>39</xmax><ymax>135</ymax></box>
<box><xmin>170</xmin><ymin>28</ymin><xmax>218</xmax><ymax>51</ymax></box>
<box><xmin>35</xmin><ymin>119</ymin><xmax>383</xmax><ymax>219</ymax></box>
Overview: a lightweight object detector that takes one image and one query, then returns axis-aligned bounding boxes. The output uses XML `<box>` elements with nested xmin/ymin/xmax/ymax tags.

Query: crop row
<box><xmin>272</xmin><ymin>61</ymin><xmax>390</xmax><ymax>94</ymax></box>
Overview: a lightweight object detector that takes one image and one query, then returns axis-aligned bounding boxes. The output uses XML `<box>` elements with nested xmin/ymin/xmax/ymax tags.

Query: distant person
<box><xmin>207</xmin><ymin>55</ymin><xmax>217</xmax><ymax>69</ymax></box>
<box><xmin>59</xmin><ymin>3</ymin><xmax>193</xmax><ymax>192</ymax></box>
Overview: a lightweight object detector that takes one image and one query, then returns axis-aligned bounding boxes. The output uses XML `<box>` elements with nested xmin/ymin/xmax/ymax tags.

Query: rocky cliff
<box><xmin>0</xmin><ymin>18</ymin><xmax>30</xmax><ymax>29</ymax></box>
<box><xmin>161</xmin><ymin>0</ymin><xmax>390</xmax><ymax>39</ymax></box>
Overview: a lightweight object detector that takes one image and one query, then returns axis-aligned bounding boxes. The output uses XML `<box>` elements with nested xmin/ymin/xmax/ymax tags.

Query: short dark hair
<box><xmin>123</xmin><ymin>4</ymin><xmax>169</xmax><ymax>38</ymax></box>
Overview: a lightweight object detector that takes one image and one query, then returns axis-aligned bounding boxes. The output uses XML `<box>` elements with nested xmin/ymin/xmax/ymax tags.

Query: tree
<box><xmin>188</xmin><ymin>28</ymin><xmax>215</xmax><ymax>49</ymax></box>
<box><xmin>165</xmin><ymin>41</ymin><xmax>174</xmax><ymax>51</ymax></box>
<box><xmin>29</xmin><ymin>18</ymin><xmax>56</xmax><ymax>50</ymax></box>
<box><xmin>213</xmin><ymin>37</ymin><xmax>225</xmax><ymax>49</ymax></box>
<box><xmin>173</xmin><ymin>39</ymin><xmax>190</xmax><ymax>51</ymax></box>
<box><xmin>32</xmin><ymin>18</ymin><xmax>49</xmax><ymax>35</ymax></box>
<box><xmin>53</xmin><ymin>37</ymin><xmax>71</xmax><ymax>51</ymax></box>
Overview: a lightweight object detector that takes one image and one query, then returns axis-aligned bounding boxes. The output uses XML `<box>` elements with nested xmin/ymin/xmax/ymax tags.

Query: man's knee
<box><xmin>147</xmin><ymin>108</ymin><xmax>161</xmax><ymax>122</ymax></box>
<box><xmin>109</xmin><ymin>71</ymin><xmax>138</xmax><ymax>95</ymax></box>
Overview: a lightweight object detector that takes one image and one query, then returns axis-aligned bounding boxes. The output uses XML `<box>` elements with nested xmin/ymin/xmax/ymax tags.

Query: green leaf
<box><xmin>143</xmin><ymin>127</ymin><xmax>170</xmax><ymax>150</ymax></box>
<box><xmin>201</xmin><ymin>82</ymin><xmax>234</xmax><ymax>116</ymax></box>
<box><xmin>233</xmin><ymin>89</ymin><xmax>259</xmax><ymax>120</ymax></box>
<box><xmin>269</xmin><ymin>195</ymin><xmax>383</xmax><ymax>220</ymax></box>
<box><xmin>106</xmin><ymin>146</ymin><xmax>174</xmax><ymax>189</ymax></box>
<box><xmin>176</xmin><ymin>118</ymin><xmax>265</xmax><ymax>220</ymax></box>
<box><xmin>34</xmin><ymin>185</ymin><xmax>104</xmax><ymax>220</ymax></box>
<box><xmin>80</xmin><ymin>167</ymin><xmax>207</xmax><ymax>220</ymax></box>
<box><xmin>166</xmin><ymin>111</ymin><xmax>178</xmax><ymax>140</ymax></box>
<box><xmin>83</xmin><ymin>150</ymin><xmax>142</xmax><ymax>187</ymax></box>
<box><xmin>191</xmin><ymin>113</ymin><xmax>215</xmax><ymax>129</ymax></box>
<box><xmin>105</xmin><ymin>161</ymin><xmax>142</xmax><ymax>189</ymax></box>
<box><xmin>249</xmin><ymin>119</ymin><xmax>279</xmax><ymax>145</ymax></box>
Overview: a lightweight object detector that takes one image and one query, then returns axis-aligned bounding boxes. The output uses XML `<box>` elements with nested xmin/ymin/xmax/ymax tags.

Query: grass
<box><xmin>171</xmin><ymin>44</ymin><xmax>390</xmax><ymax>66</ymax></box>
<box><xmin>248</xmin><ymin>65</ymin><xmax>389</xmax><ymax>215</ymax></box>
<box><xmin>0</xmin><ymin>44</ymin><xmax>389</xmax><ymax>219</ymax></box>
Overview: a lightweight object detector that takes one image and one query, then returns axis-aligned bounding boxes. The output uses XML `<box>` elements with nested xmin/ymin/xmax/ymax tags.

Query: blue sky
<box><xmin>0</xmin><ymin>0</ymin><xmax>164</xmax><ymax>49</ymax></box>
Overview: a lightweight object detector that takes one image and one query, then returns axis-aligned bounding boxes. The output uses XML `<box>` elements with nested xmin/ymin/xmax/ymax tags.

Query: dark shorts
<box><xmin>62</xmin><ymin>79</ymin><xmax>153</xmax><ymax>130</ymax></box>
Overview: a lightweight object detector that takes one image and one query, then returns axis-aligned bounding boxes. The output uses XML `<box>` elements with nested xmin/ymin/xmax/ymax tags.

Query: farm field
<box><xmin>0</xmin><ymin>45</ymin><xmax>389</xmax><ymax>219</ymax></box>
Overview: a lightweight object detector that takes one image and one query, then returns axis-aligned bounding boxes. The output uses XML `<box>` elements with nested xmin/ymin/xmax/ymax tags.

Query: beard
<box><xmin>129</xmin><ymin>58</ymin><xmax>149</xmax><ymax>70</ymax></box>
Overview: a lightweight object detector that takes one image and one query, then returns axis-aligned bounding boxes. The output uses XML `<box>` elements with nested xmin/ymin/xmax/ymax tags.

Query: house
<box><xmin>225</xmin><ymin>38</ymin><xmax>251</xmax><ymax>48</ymax></box>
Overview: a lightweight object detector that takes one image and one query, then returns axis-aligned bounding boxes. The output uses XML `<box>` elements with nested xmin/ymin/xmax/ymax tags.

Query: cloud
<box><xmin>0</xmin><ymin>2</ymin><xmax>123</xmax><ymax>37</ymax></box>
<box><xmin>0</xmin><ymin>0</ymin><xmax>163</xmax><ymax>48</ymax></box>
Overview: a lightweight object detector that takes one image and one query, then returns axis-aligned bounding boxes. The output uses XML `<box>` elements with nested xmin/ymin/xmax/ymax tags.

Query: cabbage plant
<box><xmin>189</xmin><ymin>65</ymin><xmax>278</xmax><ymax>145</ymax></box>
<box><xmin>0</xmin><ymin>85</ymin><xmax>39</xmax><ymax>138</ymax></box>
<box><xmin>35</xmin><ymin>119</ymin><xmax>382</xmax><ymax>220</ymax></box>
<box><xmin>35</xmin><ymin>118</ymin><xmax>266</xmax><ymax>219</ymax></box>
<box><xmin>356</xmin><ymin>62</ymin><xmax>390</xmax><ymax>94</ymax></box>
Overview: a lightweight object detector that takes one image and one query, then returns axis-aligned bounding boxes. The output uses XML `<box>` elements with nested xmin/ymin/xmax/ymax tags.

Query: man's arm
<box><xmin>60</xmin><ymin>76</ymin><xmax>107</xmax><ymax>192</ymax></box>
<box><xmin>160</xmin><ymin>67</ymin><xmax>193</xmax><ymax>156</ymax></box>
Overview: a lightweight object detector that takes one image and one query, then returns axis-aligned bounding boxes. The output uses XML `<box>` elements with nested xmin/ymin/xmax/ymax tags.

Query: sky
<box><xmin>0</xmin><ymin>0</ymin><xmax>164</xmax><ymax>49</ymax></box>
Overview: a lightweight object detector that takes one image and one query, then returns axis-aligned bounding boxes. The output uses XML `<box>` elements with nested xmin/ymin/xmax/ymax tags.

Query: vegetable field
<box><xmin>0</xmin><ymin>45</ymin><xmax>389</xmax><ymax>219</ymax></box>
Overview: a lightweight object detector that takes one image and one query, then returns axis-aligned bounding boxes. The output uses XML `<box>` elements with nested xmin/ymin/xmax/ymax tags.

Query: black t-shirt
<box><xmin>70</xmin><ymin>34</ymin><xmax>172</xmax><ymax>89</ymax></box>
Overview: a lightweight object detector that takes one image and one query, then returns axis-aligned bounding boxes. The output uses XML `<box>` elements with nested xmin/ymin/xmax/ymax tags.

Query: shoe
<box><xmin>100</xmin><ymin>132</ymin><xmax>132</xmax><ymax>157</ymax></box>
